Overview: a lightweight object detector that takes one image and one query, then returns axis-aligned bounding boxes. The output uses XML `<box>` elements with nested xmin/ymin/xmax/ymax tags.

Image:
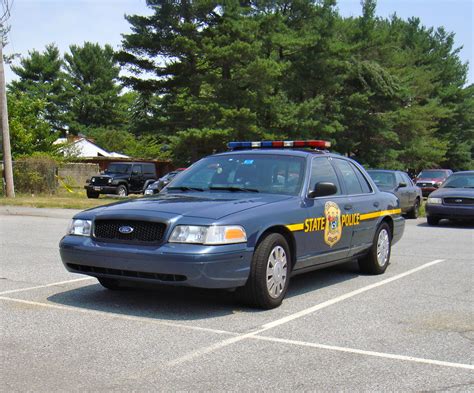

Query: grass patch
<box><xmin>0</xmin><ymin>189</ymin><xmax>135</xmax><ymax>210</ymax></box>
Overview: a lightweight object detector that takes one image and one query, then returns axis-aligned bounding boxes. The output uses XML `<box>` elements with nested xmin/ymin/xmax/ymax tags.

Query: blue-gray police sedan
<box><xmin>59</xmin><ymin>141</ymin><xmax>405</xmax><ymax>309</ymax></box>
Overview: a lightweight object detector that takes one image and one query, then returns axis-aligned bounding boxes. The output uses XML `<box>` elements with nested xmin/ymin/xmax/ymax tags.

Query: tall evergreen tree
<box><xmin>64</xmin><ymin>42</ymin><xmax>123</xmax><ymax>134</ymax></box>
<box><xmin>9</xmin><ymin>44</ymin><xmax>68</xmax><ymax>133</ymax></box>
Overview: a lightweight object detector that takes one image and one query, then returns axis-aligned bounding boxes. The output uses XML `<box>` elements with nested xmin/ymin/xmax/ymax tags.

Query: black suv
<box><xmin>85</xmin><ymin>162</ymin><xmax>157</xmax><ymax>198</ymax></box>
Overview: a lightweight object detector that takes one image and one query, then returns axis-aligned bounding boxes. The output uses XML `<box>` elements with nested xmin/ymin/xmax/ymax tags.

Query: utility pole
<box><xmin>0</xmin><ymin>38</ymin><xmax>14</xmax><ymax>197</ymax></box>
<box><xmin>0</xmin><ymin>0</ymin><xmax>14</xmax><ymax>197</ymax></box>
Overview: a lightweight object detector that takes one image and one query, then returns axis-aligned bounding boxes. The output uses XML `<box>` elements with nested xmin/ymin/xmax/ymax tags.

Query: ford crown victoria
<box><xmin>60</xmin><ymin>140</ymin><xmax>405</xmax><ymax>309</ymax></box>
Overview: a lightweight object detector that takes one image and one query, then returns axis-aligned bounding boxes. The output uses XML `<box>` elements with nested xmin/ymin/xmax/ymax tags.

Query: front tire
<box><xmin>97</xmin><ymin>277</ymin><xmax>126</xmax><ymax>290</ymax></box>
<box><xmin>86</xmin><ymin>190</ymin><xmax>99</xmax><ymax>199</ymax></box>
<box><xmin>427</xmin><ymin>216</ymin><xmax>440</xmax><ymax>226</ymax></box>
<box><xmin>406</xmin><ymin>198</ymin><xmax>420</xmax><ymax>219</ymax></box>
<box><xmin>240</xmin><ymin>233</ymin><xmax>291</xmax><ymax>309</ymax></box>
<box><xmin>359</xmin><ymin>222</ymin><xmax>391</xmax><ymax>275</ymax></box>
<box><xmin>116</xmin><ymin>185</ymin><xmax>128</xmax><ymax>197</ymax></box>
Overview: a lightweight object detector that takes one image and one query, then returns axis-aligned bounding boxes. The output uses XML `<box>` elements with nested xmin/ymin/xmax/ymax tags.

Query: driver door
<box><xmin>298</xmin><ymin>157</ymin><xmax>352</xmax><ymax>269</ymax></box>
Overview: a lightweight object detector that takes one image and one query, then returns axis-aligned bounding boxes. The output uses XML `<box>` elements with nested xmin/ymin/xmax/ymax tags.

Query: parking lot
<box><xmin>0</xmin><ymin>206</ymin><xmax>473</xmax><ymax>391</ymax></box>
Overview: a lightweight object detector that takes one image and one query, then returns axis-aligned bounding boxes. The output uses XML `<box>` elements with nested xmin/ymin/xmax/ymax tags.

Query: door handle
<box><xmin>344</xmin><ymin>204</ymin><xmax>353</xmax><ymax>210</ymax></box>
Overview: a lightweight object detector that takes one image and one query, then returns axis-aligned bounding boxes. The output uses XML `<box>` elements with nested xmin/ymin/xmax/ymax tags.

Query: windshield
<box><xmin>168</xmin><ymin>154</ymin><xmax>306</xmax><ymax>195</ymax></box>
<box><xmin>418</xmin><ymin>170</ymin><xmax>447</xmax><ymax>178</ymax></box>
<box><xmin>367</xmin><ymin>171</ymin><xmax>396</xmax><ymax>188</ymax></box>
<box><xmin>105</xmin><ymin>164</ymin><xmax>131</xmax><ymax>174</ymax></box>
<box><xmin>442</xmin><ymin>173</ymin><xmax>474</xmax><ymax>188</ymax></box>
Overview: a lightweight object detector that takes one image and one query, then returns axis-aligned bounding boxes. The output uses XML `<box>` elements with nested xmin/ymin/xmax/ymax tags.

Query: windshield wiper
<box><xmin>167</xmin><ymin>186</ymin><xmax>204</xmax><ymax>192</ymax></box>
<box><xmin>209</xmin><ymin>186</ymin><xmax>259</xmax><ymax>193</ymax></box>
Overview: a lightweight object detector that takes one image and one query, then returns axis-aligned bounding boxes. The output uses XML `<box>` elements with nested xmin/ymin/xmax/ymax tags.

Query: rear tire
<box><xmin>406</xmin><ymin>198</ymin><xmax>420</xmax><ymax>219</ymax></box>
<box><xmin>86</xmin><ymin>190</ymin><xmax>99</xmax><ymax>199</ymax></box>
<box><xmin>239</xmin><ymin>233</ymin><xmax>291</xmax><ymax>309</ymax></box>
<box><xmin>97</xmin><ymin>277</ymin><xmax>126</xmax><ymax>290</ymax></box>
<box><xmin>358</xmin><ymin>222</ymin><xmax>391</xmax><ymax>275</ymax></box>
<box><xmin>116</xmin><ymin>185</ymin><xmax>128</xmax><ymax>197</ymax></box>
<box><xmin>427</xmin><ymin>216</ymin><xmax>440</xmax><ymax>226</ymax></box>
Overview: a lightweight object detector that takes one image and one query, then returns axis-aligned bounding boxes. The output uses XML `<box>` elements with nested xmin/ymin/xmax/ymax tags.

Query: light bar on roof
<box><xmin>227</xmin><ymin>140</ymin><xmax>331</xmax><ymax>150</ymax></box>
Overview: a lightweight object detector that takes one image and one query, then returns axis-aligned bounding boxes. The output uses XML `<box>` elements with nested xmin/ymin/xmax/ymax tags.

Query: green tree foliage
<box><xmin>5</xmin><ymin>92</ymin><xmax>58</xmax><ymax>157</ymax></box>
<box><xmin>118</xmin><ymin>0</ymin><xmax>472</xmax><ymax>170</ymax></box>
<box><xmin>64</xmin><ymin>42</ymin><xmax>124</xmax><ymax>134</ymax></box>
<box><xmin>9</xmin><ymin>44</ymin><xmax>68</xmax><ymax>132</ymax></box>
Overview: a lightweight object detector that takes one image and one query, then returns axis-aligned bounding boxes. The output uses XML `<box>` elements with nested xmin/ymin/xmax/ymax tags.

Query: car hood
<box><xmin>429</xmin><ymin>188</ymin><xmax>474</xmax><ymax>198</ymax></box>
<box><xmin>84</xmin><ymin>192</ymin><xmax>294</xmax><ymax>220</ymax></box>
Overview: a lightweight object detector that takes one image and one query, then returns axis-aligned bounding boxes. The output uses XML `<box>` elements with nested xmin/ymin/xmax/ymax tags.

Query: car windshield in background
<box><xmin>418</xmin><ymin>170</ymin><xmax>447</xmax><ymax>178</ymax></box>
<box><xmin>442</xmin><ymin>173</ymin><xmax>474</xmax><ymax>188</ymax></box>
<box><xmin>105</xmin><ymin>164</ymin><xmax>131</xmax><ymax>174</ymax></box>
<box><xmin>168</xmin><ymin>154</ymin><xmax>306</xmax><ymax>195</ymax></box>
<box><xmin>367</xmin><ymin>171</ymin><xmax>396</xmax><ymax>188</ymax></box>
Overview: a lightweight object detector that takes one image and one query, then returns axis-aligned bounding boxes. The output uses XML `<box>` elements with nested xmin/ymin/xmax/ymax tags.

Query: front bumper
<box><xmin>420</xmin><ymin>186</ymin><xmax>438</xmax><ymax>197</ymax></box>
<box><xmin>59</xmin><ymin>236</ymin><xmax>253</xmax><ymax>289</ymax></box>
<box><xmin>85</xmin><ymin>185</ymin><xmax>117</xmax><ymax>194</ymax></box>
<box><xmin>426</xmin><ymin>204</ymin><xmax>474</xmax><ymax>220</ymax></box>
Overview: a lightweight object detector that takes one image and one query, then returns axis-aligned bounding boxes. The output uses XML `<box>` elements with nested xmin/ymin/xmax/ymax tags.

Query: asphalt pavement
<box><xmin>0</xmin><ymin>206</ymin><xmax>473</xmax><ymax>391</ymax></box>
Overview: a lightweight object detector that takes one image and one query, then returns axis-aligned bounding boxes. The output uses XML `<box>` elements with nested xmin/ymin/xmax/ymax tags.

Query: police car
<box><xmin>60</xmin><ymin>140</ymin><xmax>404</xmax><ymax>309</ymax></box>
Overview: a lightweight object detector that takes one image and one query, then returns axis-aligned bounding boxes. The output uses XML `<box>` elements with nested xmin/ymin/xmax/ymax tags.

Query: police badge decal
<box><xmin>324</xmin><ymin>201</ymin><xmax>342</xmax><ymax>247</ymax></box>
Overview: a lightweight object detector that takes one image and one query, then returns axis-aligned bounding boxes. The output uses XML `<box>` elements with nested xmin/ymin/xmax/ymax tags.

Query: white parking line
<box><xmin>166</xmin><ymin>259</ymin><xmax>447</xmax><ymax>366</ymax></box>
<box><xmin>0</xmin><ymin>296</ymin><xmax>236</xmax><ymax>336</ymax></box>
<box><xmin>262</xmin><ymin>259</ymin><xmax>446</xmax><ymax>330</ymax></box>
<box><xmin>252</xmin><ymin>335</ymin><xmax>474</xmax><ymax>371</ymax></box>
<box><xmin>0</xmin><ymin>277</ymin><xmax>94</xmax><ymax>296</ymax></box>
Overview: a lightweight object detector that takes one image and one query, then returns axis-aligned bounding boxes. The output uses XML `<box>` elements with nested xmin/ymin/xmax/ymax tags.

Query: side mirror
<box><xmin>397</xmin><ymin>182</ymin><xmax>407</xmax><ymax>188</ymax></box>
<box><xmin>308</xmin><ymin>182</ymin><xmax>338</xmax><ymax>198</ymax></box>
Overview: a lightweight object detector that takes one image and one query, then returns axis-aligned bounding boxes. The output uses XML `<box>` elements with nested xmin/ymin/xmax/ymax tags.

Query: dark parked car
<box><xmin>144</xmin><ymin>168</ymin><xmax>186</xmax><ymax>196</ymax></box>
<box><xmin>415</xmin><ymin>169</ymin><xmax>453</xmax><ymax>197</ymax></box>
<box><xmin>85</xmin><ymin>162</ymin><xmax>157</xmax><ymax>198</ymax></box>
<box><xmin>367</xmin><ymin>170</ymin><xmax>422</xmax><ymax>219</ymax></box>
<box><xmin>425</xmin><ymin>171</ymin><xmax>474</xmax><ymax>225</ymax></box>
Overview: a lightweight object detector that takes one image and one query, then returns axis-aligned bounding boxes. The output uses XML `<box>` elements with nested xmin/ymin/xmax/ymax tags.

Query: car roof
<box><xmin>367</xmin><ymin>169</ymin><xmax>401</xmax><ymax>173</ymax></box>
<box><xmin>450</xmin><ymin>170</ymin><xmax>474</xmax><ymax>175</ymax></box>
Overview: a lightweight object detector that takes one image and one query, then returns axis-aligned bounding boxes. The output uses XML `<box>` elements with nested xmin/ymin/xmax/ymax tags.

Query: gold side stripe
<box><xmin>285</xmin><ymin>209</ymin><xmax>401</xmax><ymax>232</ymax></box>
<box><xmin>286</xmin><ymin>223</ymin><xmax>305</xmax><ymax>232</ymax></box>
<box><xmin>359</xmin><ymin>209</ymin><xmax>401</xmax><ymax>221</ymax></box>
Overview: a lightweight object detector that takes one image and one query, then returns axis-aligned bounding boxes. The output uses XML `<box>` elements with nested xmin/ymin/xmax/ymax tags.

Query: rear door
<box><xmin>401</xmin><ymin>172</ymin><xmax>417</xmax><ymax>207</ymax></box>
<box><xmin>332</xmin><ymin>158</ymin><xmax>379</xmax><ymax>255</ymax></box>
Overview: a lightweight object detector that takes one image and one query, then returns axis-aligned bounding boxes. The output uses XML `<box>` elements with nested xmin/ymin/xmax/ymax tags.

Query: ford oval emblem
<box><xmin>119</xmin><ymin>226</ymin><xmax>134</xmax><ymax>234</ymax></box>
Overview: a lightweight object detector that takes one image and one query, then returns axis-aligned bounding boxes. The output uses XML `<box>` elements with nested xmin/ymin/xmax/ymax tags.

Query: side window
<box><xmin>401</xmin><ymin>173</ymin><xmax>412</xmax><ymax>186</ymax></box>
<box><xmin>354</xmin><ymin>167</ymin><xmax>373</xmax><ymax>193</ymax></box>
<box><xmin>395</xmin><ymin>172</ymin><xmax>404</xmax><ymax>186</ymax></box>
<box><xmin>132</xmin><ymin>165</ymin><xmax>142</xmax><ymax>175</ymax></box>
<box><xmin>143</xmin><ymin>164</ymin><xmax>155</xmax><ymax>175</ymax></box>
<box><xmin>309</xmin><ymin>157</ymin><xmax>341</xmax><ymax>195</ymax></box>
<box><xmin>333</xmin><ymin>159</ymin><xmax>364</xmax><ymax>195</ymax></box>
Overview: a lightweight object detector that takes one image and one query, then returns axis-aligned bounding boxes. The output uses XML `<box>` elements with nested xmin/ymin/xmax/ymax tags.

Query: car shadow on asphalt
<box><xmin>47</xmin><ymin>261</ymin><xmax>360</xmax><ymax>321</ymax></box>
<box><xmin>416</xmin><ymin>219</ymin><xmax>474</xmax><ymax>229</ymax></box>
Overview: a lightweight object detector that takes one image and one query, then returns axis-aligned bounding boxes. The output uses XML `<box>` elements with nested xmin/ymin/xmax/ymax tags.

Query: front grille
<box><xmin>91</xmin><ymin>177</ymin><xmax>110</xmax><ymax>186</ymax></box>
<box><xmin>67</xmin><ymin>263</ymin><xmax>186</xmax><ymax>282</ymax></box>
<box><xmin>94</xmin><ymin>220</ymin><xmax>166</xmax><ymax>243</ymax></box>
<box><xmin>417</xmin><ymin>182</ymin><xmax>433</xmax><ymax>187</ymax></box>
<box><xmin>443</xmin><ymin>197</ymin><xmax>474</xmax><ymax>206</ymax></box>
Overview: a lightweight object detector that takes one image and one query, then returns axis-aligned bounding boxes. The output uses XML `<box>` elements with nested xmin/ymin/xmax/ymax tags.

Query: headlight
<box><xmin>427</xmin><ymin>197</ymin><xmax>442</xmax><ymax>205</ymax></box>
<box><xmin>108</xmin><ymin>178</ymin><xmax>112</xmax><ymax>184</ymax></box>
<box><xmin>169</xmin><ymin>225</ymin><xmax>247</xmax><ymax>245</ymax></box>
<box><xmin>91</xmin><ymin>178</ymin><xmax>95</xmax><ymax>183</ymax></box>
<box><xmin>435</xmin><ymin>181</ymin><xmax>443</xmax><ymax>187</ymax></box>
<box><xmin>67</xmin><ymin>219</ymin><xmax>92</xmax><ymax>236</ymax></box>
<box><xmin>144</xmin><ymin>189</ymin><xmax>154</xmax><ymax>196</ymax></box>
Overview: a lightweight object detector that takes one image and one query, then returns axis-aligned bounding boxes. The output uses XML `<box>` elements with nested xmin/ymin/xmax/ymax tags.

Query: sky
<box><xmin>3</xmin><ymin>0</ymin><xmax>473</xmax><ymax>85</ymax></box>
